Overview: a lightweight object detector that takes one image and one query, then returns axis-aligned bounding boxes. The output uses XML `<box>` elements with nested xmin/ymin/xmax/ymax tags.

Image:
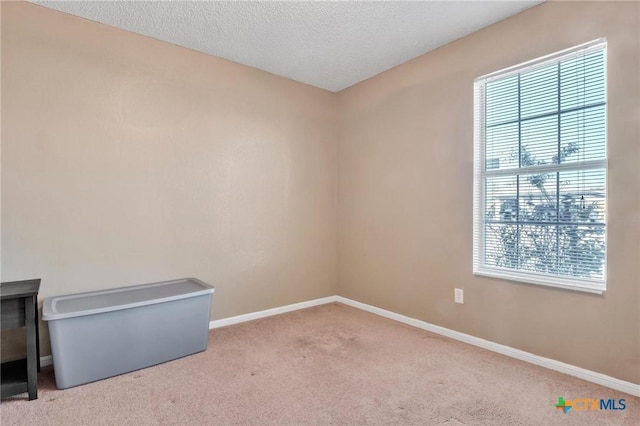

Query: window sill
<box><xmin>473</xmin><ymin>267</ymin><xmax>606</xmax><ymax>295</ymax></box>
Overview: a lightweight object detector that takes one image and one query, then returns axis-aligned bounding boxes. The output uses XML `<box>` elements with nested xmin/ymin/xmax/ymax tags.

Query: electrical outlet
<box><xmin>454</xmin><ymin>288</ymin><xmax>464</xmax><ymax>304</ymax></box>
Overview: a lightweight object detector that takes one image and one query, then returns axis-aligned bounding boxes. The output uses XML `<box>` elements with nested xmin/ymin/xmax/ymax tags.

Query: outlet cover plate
<box><xmin>455</xmin><ymin>288</ymin><xmax>464</xmax><ymax>304</ymax></box>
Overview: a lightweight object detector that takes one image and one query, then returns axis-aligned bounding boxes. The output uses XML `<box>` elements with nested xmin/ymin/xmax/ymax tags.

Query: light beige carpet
<box><xmin>1</xmin><ymin>303</ymin><xmax>638</xmax><ymax>425</ymax></box>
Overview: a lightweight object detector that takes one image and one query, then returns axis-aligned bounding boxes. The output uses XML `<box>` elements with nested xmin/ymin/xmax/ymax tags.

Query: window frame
<box><xmin>472</xmin><ymin>39</ymin><xmax>608</xmax><ymax>294</ymax></box>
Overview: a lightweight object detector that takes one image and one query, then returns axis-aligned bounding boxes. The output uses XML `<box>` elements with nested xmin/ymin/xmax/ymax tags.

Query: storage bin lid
<box><xmin>43</xmin><ymin>278</ymin><xmax>214</xmax><ymax>320</ymax></box>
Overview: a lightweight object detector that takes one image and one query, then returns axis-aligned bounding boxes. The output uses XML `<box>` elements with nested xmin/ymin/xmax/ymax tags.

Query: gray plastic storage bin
<box><xmin>43</xmin><ymin>278</ymin><xmax>214</xmax><ymax>389</ymax></box>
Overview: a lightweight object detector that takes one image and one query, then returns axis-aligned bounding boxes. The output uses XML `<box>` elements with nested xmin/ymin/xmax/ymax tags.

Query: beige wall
<box><xmin>338</xmin><ymin>0</ymin><xmax>640</xmax><ymax>384</ymax></box>
<box><xmin>1</xmin><ymin>2</ymin><xmax>337</xmax><ymax>358</ymax></box>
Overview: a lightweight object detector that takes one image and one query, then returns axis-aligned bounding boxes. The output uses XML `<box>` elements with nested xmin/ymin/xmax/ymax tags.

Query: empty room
<box><xmin>1</xmin><ymin>0</ymin><xmax>638</xmax><ymax>424</ymax></box>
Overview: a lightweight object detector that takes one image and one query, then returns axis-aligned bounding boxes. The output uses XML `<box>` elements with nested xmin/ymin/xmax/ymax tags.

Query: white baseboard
<box><xmin>209</xmin><ymin>296</ymin><xmax>337</xmax><ymax>329</ymax></box>
<box><xmin>336</xmin><ymin>296</ymin><xmax>640</xmax><ymax>397</ymax></box>
<box><xmin>40</xmin><ymin>355</ymin><xmax>53</xmax><ymax>367</ymax></box>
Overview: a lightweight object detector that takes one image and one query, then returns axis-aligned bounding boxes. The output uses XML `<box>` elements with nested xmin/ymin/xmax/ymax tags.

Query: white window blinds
<box><xmin>473</xmin><ymin>39</ymin><xmax>607</xmax><ymax>293</ymax></box>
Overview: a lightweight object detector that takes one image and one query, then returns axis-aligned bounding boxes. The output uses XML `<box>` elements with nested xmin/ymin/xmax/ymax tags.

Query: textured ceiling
<box><xmin>30</xmin><ymin>1</ymin><xmax>543</xmax><ymax>92</ymax></box>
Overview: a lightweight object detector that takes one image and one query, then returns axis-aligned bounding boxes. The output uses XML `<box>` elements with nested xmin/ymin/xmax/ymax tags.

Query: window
<box><xmin>473</xmin><ymin>39</ymin><xmax>607</xmax><ymax>293</ymax></box>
